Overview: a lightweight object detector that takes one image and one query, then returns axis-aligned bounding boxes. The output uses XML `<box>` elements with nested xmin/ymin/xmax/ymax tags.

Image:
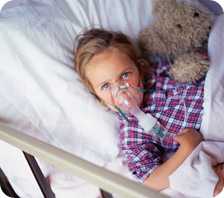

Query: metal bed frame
<box><xmin>0</xmin><ymin>124</ymin><xmax>167</xmax><ymax>198</ymax></box>
<box><xmin>0</xmin><ymin>152</ymin><xmax>112</xmax><ymax>198</ymax></box>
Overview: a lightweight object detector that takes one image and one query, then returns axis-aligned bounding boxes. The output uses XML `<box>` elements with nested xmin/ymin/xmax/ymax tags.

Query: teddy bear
<box><xmin>139</xmin><ymin>0</ymin><xmax>215</xmax><ymax>83</ymax></box>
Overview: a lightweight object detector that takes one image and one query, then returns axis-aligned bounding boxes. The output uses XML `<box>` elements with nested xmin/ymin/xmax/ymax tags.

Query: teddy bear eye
<box><xmin>194</xmin><ymin>12</ymin><xmax>200</xmax><ymax>17</ymax></box>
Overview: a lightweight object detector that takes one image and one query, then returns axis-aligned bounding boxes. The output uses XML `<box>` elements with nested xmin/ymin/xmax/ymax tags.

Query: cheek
<box><xmin>127</xmin><ymin>71</ymin><xmax>142</xmax><ymax>88</ymax></box>
<box><xmin>95</xmin><ymin>90</ymin><xmax>114</xmax><ymax>107</ymax></box>
<box><xmin>137</xmin><ymin>91</ymin><xmax>144</xmax><ymax>106</ymax></box>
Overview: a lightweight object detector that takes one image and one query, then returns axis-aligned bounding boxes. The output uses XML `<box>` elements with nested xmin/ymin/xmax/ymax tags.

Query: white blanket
<box><xmin>167</xmin><ymin>14</ymin><xmax>224</xmax><ymax>198</ymax></box>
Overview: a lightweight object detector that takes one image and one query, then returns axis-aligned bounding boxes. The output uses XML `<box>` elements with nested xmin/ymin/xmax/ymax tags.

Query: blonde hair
<box><xmin>74</xmin><ymin>28</ymin><xmax>151</xmax><ymax>98</ymax></box>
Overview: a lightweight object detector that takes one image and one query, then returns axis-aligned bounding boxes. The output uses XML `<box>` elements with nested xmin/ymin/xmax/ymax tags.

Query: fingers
<box><xmin>174</xmin><ymin>128</ymin><xmax>203</xmax><ymax>149</ymax></box>
<box><xmin>213</xmin><ymin>177</ymin><xmax>224</xmax><ymax>197</ymax></box>
<box><xmin>180</xmin><ymin>128</ymin><xmax>197</xmax><ymax>134</ymax></box>
<box><xmin>214</xmin><ymin>163</ymin><xmax>224</xmax><ymax>179</ymax></box>
<box><xmin>180</xmin><ymin>128</ymin><xmax>203</xmax><ymax>139</ymax></box>
<box><xmin>213</xmin><ymin>163</ymin><xmax>224</xmax><ymax>197</ymax></box>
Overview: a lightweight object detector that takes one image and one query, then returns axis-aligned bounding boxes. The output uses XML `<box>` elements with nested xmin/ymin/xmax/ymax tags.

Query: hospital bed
<box><xmin>0</xmin><ymin>0</ymin><xmax>224</xmax><ymax>197</ymax></box>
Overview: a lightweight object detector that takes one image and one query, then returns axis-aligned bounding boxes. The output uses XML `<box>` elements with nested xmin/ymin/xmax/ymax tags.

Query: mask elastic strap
<box><xmin>114</xmin><ymin>105</ymin><xmax>129</xmax><ymax>122</ymax></box>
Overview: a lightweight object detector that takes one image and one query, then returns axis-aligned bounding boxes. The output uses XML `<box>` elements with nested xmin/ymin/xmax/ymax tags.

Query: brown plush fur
<box><xmin>139</xmin><ymin>0</ymin><xmax>214</xmax><ymax>82</ymax></box>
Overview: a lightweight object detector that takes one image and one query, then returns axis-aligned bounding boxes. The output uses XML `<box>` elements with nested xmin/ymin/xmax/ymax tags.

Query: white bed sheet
<box><xmin>0</xmin><ymin>0</ymin><xmax>153</xmax><ymax>197</ymax></box>
<box><xmin>0</xmin><ymin>140</ymin><xmax>44</xmax><ymax>198</ymax></box>
<box><xmin>0</xmin><ymin>0</ymin><xmax>224</xmax><ymax>198</ymax></box>
<box><xmin>0</xmin><ymin>139</ymin><xmax>101</xmax><ymax>198</ymax></box>
<box><xmin>168</xmin><ymin>14</ymin><xmax>224</xmax><ymax>198</ymax></box>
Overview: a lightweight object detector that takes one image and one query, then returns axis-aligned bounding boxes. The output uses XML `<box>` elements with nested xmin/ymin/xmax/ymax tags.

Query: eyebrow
<box><xmin>98</xmin><ymin>66</ymin><xmax>134</xmax><ymax>87</ymax></box>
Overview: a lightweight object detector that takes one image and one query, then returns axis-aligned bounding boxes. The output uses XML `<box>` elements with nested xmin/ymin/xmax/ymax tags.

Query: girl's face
<box><xmin>85</xmin><ymin>48</ymin><xmax>143</xmax><ymax>110</ymax></box>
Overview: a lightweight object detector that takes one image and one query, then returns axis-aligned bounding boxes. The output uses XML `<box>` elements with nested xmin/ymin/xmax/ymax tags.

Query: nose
<box><xmin>111</xmin><ymin>82</ymin><xmax>129</xmax><ymax>96</ymax></box>
<box><xmin>112</xmin><ymin>80</ymin><xmax>129</xmax><ymax>90</ymax></box>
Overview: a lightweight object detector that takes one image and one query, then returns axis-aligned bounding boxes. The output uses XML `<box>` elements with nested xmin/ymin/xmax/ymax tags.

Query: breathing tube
<box><xmin>111</xmin><ymin>82</ymin><xmax>167</xmax><ymax>137</ymax></box>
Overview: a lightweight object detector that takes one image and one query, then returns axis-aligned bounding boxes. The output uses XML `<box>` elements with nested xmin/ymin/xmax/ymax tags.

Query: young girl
<box><xmin>74</xmin><ymin>28</ymin><xmax>223</xmax><ymax>196</ymax></box>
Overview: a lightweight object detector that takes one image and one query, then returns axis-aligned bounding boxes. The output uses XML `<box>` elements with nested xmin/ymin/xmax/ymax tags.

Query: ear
<box><xmin>139</xmin><ymin>28</ymin><xmax>168</xmax><ymax>55</ymax></box>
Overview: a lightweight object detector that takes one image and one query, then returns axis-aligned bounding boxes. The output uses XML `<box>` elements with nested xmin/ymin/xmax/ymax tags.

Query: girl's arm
<box><xmin>144</xmin><ymin>128</ymin><xmax>203</xmax><ymax>191</ymax></box>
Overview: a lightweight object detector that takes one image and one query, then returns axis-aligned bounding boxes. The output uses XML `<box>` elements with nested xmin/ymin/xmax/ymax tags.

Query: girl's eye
<box><xmin>121</xmin><ymin>72</ymin><xmax>130</xmax><ymax>80</ymax></box>
<box><xmin>101</xmin><ymin>83</ymin><xmax>111</xmax><ymax>91</ymax></box>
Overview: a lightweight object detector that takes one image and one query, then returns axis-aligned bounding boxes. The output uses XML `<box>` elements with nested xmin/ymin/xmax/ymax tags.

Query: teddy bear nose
<box><xmin>176</xmin><ymin>24</ymin><xmax>182</xmax><ymax>30</ymax></box>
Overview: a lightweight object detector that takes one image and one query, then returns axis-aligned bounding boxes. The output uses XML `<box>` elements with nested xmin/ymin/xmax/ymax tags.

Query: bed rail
<box><xmin>0</xmin><ymin>124</ymin><xmax>168</xmax><ymax>198</ymax></box>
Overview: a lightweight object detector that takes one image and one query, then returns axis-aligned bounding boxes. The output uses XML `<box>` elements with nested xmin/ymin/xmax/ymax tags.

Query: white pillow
<box><xmin>0</xmin><ymin>0</ymin><xmax>154</xmax><ymax>165</ymax></box>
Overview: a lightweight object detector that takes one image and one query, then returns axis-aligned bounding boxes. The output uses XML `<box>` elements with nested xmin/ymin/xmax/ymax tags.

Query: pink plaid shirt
<box><xmin>118</xmin><ymin>60</ymin><xmax>204</xmax><ymax>181</ymax></box>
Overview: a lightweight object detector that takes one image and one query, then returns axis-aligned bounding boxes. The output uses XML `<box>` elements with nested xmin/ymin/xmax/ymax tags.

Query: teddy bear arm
<box><xmin>169</xmin><ymin>53</ymin><xmax>209</xmax><ymax>83</ymax></box>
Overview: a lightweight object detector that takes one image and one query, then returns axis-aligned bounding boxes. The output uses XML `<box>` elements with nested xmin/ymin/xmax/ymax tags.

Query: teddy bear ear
<box><xmin>153</xmin><ymin>0</ymin><xmax>178</xmax><ymax>14</ymax></box>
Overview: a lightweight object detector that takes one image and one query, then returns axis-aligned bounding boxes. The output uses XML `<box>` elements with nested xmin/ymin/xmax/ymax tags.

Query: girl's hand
<box><xmin>213</xmin><ymin>163</ymin><xmax>224</xmax><ymax>197</ymax></box>
<box><xmin>175</xmin><ymin>128</ymin><xmax>203</xmax><ymax>151</ymax></box>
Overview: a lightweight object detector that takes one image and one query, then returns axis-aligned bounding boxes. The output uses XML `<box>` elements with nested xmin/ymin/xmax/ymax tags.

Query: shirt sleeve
<box><xmin>142</xmin><ymin>59</ymin><xmax>171</xmax><ymax>93</ymax></box>
<box><xmin>156</xmin><ymin>58</ymin><xmax>171</xmax><ymax>74</ymax></box>
<box><xmin>119</xmin><ymin>118</ymin><xmax>163</xmax><ymax>182</ymax></box>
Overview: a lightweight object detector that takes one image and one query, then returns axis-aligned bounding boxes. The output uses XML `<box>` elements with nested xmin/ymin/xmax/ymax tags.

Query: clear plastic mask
<box><xmin>111</xmin><ymin>82</ymin><xmax>157</xmax><ymax>131</ymax></box>
<box><xmin>111</xmin><ymin>82</ymin><xmax>143</xmax><ymax>114</ymax></box>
